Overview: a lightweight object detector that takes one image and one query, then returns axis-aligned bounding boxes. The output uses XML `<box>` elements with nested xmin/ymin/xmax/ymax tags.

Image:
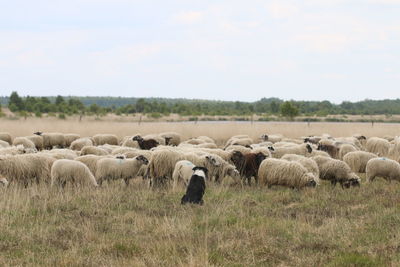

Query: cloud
<box><xmin>172</xmin><ymin>11</ymin><xmax>204</xmax><ymax>24</ymax></box>
<box><xmin>267</xmin><ymin>2</ymin><xmax>299</xmax><ymax>19</ymax></box>
<box><xmin>295</xmin><ymin>33</ymin><xmax>350</xmax><ymax>53</ymax></box>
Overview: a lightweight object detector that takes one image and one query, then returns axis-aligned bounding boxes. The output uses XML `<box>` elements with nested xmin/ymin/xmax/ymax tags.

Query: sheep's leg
<box><xmin>97</xmin><ymin>177</ymin><xmax>103</xmax><ymax>186</ymax></box>
<box><xmin>124</xmin><ymin>177</ymin><xmax>130</xmax><ymax>186</ymax></box>
<box><xmin>330</xmin><ymin>180</ymin><xmax>337</xmax><ymax>187</ymax></box>
<box><xmin>61</xmin><ymin>181</ymin><xmax>67</xmax><ymax>189</ymax></box>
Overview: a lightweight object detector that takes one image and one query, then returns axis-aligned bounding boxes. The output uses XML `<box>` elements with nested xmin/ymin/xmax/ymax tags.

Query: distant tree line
<box><xmin>2</xmin><ymin>91</ymin><xmax>400</xmax><ymax>119</ymax></box>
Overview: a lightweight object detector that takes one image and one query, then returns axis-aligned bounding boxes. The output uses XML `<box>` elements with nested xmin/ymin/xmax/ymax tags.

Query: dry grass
<box><xmin>1</xmin><ymin>117</ymin><xmax>399</xmax><ymax>145</ymax></box>
<box><xmin>0</xmin><ymin>177</ymin><xmax>399</xmax><ymax>266</ymax></box>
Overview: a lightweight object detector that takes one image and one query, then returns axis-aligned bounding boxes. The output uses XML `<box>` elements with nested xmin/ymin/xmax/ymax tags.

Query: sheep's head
<box><xmin>260</xmin><ymin>134</ymin><xmax>268</xmax><ymax>141</ymax></box>
<box><xmin>255</xmin><ymin>152</ymin><xmax>267</xmax><ymax>165</ymax></box>
<box><xmin>136</xmin><ymin>155</ymin><xmax>149</xmax><ymax>165</ymax></box>
<box><xmin>205</xmin><ymin>155</ymin><xmax>221</xmax><ymax>167</ymax></box>
<box><xmin>305</xmin><ymin>173</ymin><xmax>317</xmax><ymax>188</ymax></box>
<box><xmin>267</xmin><ymin>146</ymin><xmax>275</xmax><ymax>152</ymax></box>
<box><xmin>165</xmin><ymin>137</ymin><xmax>173</xmax><ymax>145</ymax></box>
<box><xmin>342</xmin><ymin>174</ymin><xmax>361</xmax><ymax>188</ymax></box>
<box><xmin>306</xmin><ymin>144</ymin><xmax>313</xmax><ymax>153</ymax></box>
<box><xmin>228</xmin><ymin>166</ymin><xmax>240</xmax><ymax>180</ymax></box>
<box><xmin>115</xmin><ymin>155</ymin><xmax>125</xmax><ymax>159</ymax></box>
<box><xmin>304</xmin><ymin>138</ymin><xmax>310</xmax><ymax>143</ymax></box>
<box><xmin>34</xmin><ymin>131</ymin><xmax>43</xmax><ymax>136</ymax></box>
<box><xmin>231</xmin><ymin>151</ymin><xmax>244</xmax><ymax>163</ymax></box>
<box><xmin>132</xmin><ymin>135</ymin><xmax>143</xmax><ymax>142</ymax></box>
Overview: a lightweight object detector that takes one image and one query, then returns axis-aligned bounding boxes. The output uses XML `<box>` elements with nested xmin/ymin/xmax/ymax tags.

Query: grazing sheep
<box><xmin>26</xmin><ymin>135</ymin><xmax>44</xmax><ymax>150</ymax></box>
<box><xmin>308</xmin><ymin>150</ymin><xmax>331</xmax><ymax>158</ymax></box>
<box><xmin>70</xmin><ymin>137</ymin><xmax>94</xmax><ymax>151</ymax></box>
<box><xmin>317</xmin><ymin>143</ymin><xmax>339</xmax><ymax>159</ymax></box>
<box><xmin>92</xmin><ymin>134</ymin><xmax>119</xmax><ymax>146</ymax></box>
<box><xmin>183</xmin><ymin>139</ymin><xmax>206</xmax><ymax>145</ymax></box>
<box><xmin>133</xmin><ymin>135</ymin><xmax>159</xmax><ymax>150</ymax></box>
<box><xmin>64</xmin><ymin>134</ymin><xmax>80</xmax><ymax>147</ymax></box>
<box><xmin>181</xmin><ymin>166</ymin><xmax>208</xmax><ymax>205</ymax></box>
<box><xmin>34</xmin><ymin>132</ymin><xmax>66</xmax><ymax>149</ymax></box>
<box><xmin>225</xmin><ymin>137</ymin><xmax>253</xmax><ymax>148</ymax></box>
<box><xmin>80</xmin><ymin>146</ymin><xmax>109</xmax><ymax>156</ymax></box>
<box><xmin>225</xmin><ymin>145</ymin><xmax>252</xmax><ymax>154</ymax></box>
<box><xmin>230</xmin><ymin>151</ymin><xmax>267</xmax><ymax>185</ymax></box>
<box><xmin>0</xmin><ymin>154</ymin><xmax>55</xmax><ymax>186</ymax></box>
<box><xmin>272</xmin><ymin>143</ymin><xmax>313</xmax><ymax>158</ymax></box>
<box><xmin>281</xmin><ymin>154</ymin><xmax>320</xmax><ymax>184</ymax></box>
<box><xmin>366</xmin><ymin>157</ymin><xmax>400</xmax><ymax>183</ymax></box>
<box><xmin>196</xmin><ymin>136</ymin><xmax>215</xmax><ymax>144</ymax></box>
<box><xmin>0</xmin><ymin>140</ymin><xmax>10</xmax><ymax>148</ymax></box>
<box><xmin>121</xmin><ymin>137</ymin><xmax>140</xmax><ymax>148</ymax></box>
<box><xmin>312</xmin><ymin>156</ymin><xmax>360</xmax><ymax>188</ymax></box>
<box><xmin>195</xmin><ymin>143</ymin><xmax>218</xmax><ymax>149</ymax></box>
<box><xmin>159</xmin><ymin>132</ymin><xmax>181</xmax><ymax>146</ymax></box>
<box><xmin>260</xmin><ymin>134</ymin><xmax>283</xmax><ymax>143</ymax></box>
<box><xmin>258</xmin><ymin>158</ymin><xmax>317</xmax><ymax>189</ymax></box>
<box><xmin>51</xmin><ymin>159</ymin><xmax>98</xmax><ymax>188</ymax></box>
<box><xmin>0</xmin><ymin>132</ymin><xmax>12</xmax><ymax>145</ymax></box>
<box><xmin>12</xmin><ymin>137</ymin><xmax>36</xmax><ymax>150</ymax></box>
<box><xmin>304</xmin><ymin>136</ymin><xmax>321</xmax><ymax>145</ymax></box>
<box><xmin>96</xmin><ymin>155</ymin><xmax>149</xmax><ymax>186</ymax></box>
<box><xmin>366</xmin><ymin>137</ymin><xmax>390</xmax><ymax>156</ymax></box>
<box><xmin>343</xmin><ymin>151</ymin><xmax>378</xmax><ymax>173</ymax></box>
<box><xmin>338</xmin><ymin>144</ymin><xmax>358</xmax><ymax>160</ymax></box>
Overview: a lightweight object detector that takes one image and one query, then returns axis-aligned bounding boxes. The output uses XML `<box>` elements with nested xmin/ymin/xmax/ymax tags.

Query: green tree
<box><xmin>55</xmin><ymin>95</ymin><xmax>65</xmax><ymax>105</ymax></box>
<box><xmin>270</xmin><ymin>101</ymin><xmax>280</xmax><ymax>114</ymax></box>
<box><xmin>9</xmin><ymin>91</ymin><xmax>24</xmax><ymax>111</ymax></box>
<box><xmin>280</xmin><ymin>101</ymin><xmax>299</xmax><ymax>120</ymax></box>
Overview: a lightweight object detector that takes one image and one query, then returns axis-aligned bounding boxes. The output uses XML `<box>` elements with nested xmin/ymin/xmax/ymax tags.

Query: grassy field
<box><xmin>1</xmin><ymin>119</ymin><xmax>400</xmax><ymax>266</ymax></box>
<box><xmin>1</xmin><ymin>177</ymin><xmax>399</xmax><ymax>266</ymax></box>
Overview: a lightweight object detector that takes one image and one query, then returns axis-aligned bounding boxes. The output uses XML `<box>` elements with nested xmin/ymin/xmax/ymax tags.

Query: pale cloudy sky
<box><xmin>1</xmin><ymin>0</ymin><xmax>400</xmax><ymax>102</ymax></box>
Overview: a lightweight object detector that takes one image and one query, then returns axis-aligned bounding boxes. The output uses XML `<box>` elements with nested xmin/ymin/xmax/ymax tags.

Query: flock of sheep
<box><xmin>0</xmin><ymin>131</ymin><xmax>399</xmax><ymax>199</ymax></box>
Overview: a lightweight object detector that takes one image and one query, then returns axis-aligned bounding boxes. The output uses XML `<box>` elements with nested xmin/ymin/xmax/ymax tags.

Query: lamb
<box><xmin>34</xmin><ymin>132</ymin><xmax>66</xmax><ymax>149</ymax></box>
<box><xmin>258</xmin><ymin>158</ymin><xmax>317</xmax><ymax>189</ymax></box>
<box><xmin>338</xmin><ymin>144</ymin><xmax>358</xmax><ymax>160</ymax></box>
<box><xmin>132</xmin><ymin>135</ymin><xmax>159</xmax><ymax>150</ymax></box>
<box><xmin>366</xmin><ymin>137</ymin><xmax>390</xmax><ymax>156</ymax></box>
<box><xmin>51</xmin><ymin>159</ymin><xmax>98</xmax><ymax>188</ymax></box>
<box><xmin>281</xmin><ymin>154</ymin><xmax>320</xmax><ymax>184</ymax></box>
<box><xmin>80</xmin><ymin>146</ymin><xmax>109</xmax><ymax>156</ymax></box>
<box><xmin>64</xmin><ymin>134</ymin><xmax>80</xmax><ymax>147</ymax></box>
<box><xmin>12</xmin><ymin>137</ymin><xmax>36</xmax><ymax>150</ymax></box>
<box><xmin>96</xmin><ymin>155</ymin><xmax>149</xmax><ymax>186</ymax></box>
<box><xmin>70</xmin><ymin>137</ymin><xmax>94</xmax><ymax>151</ymax></box>
<box><xmin>0</xmin><ymin>132</ymin><xmax>12</xmax><ymax>145</ymax></box>
<box><xmin>366</xmin><ymin>157</ymin><xmax>400</xmax><ymax>183</ymax></box>
<box><xmin>92</xmin><ymin>134</ymin><xmax>119</xmax><ymax>146</ymax></box>
<box><xmin>26</xmin><ymin>135</ymin><xmax>44</xmax><ymax>150</ymax></box>
<box><xmin>230</xmin><ymin>151</ymin><xmax>267</xmax><ymax>185</ymax></box>
<box><xmin>312</xmin><ymin>156</ymin><xmax>361</xmax><ymax>188</ymax></box>
<box><xmin>272</xmin><ymin>143</ymin><xmax>313</xmax><ymax>158</ymax></box>
<box><xmin>159</xmin><ymin>132</ymin><xmax>181</xmax><ymax>146</ymax></box>
<box><xmin>0</xmin><ymin>154</ymin><xmax>55</xmax><ymax>186</ymax></box>
<box><xmin>0</xmin><ymin>140</ymin><xmax>10</xmax><ymax>148</ymax></box>
<box><xmin>181</xmin><ymin>166</ymin><xmax>208</xmax><ymax>205</ymax></box>
<box><xmin>343</xmin><ymin>151</ymin><xmax>378</xmax><ymax>173</ymax></box>
<box><xmin>172</xmin><ymin>160</ymin><xmax>196</xmax><ymax>189</ymax></box>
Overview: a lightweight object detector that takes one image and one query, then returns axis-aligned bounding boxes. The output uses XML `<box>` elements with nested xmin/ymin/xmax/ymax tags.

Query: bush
<box><xmin>149</xmin><ymin>112</ymin><xmax>162</xmax><ymax>119</ymax></box>
<box><xmin>58</xmin><ymin>113</ymin><xmax>66</xmax><ymax>120</ymax></box>
<box><xmin>35</xmin><ymin>111</ymin><xmax>42</xmax><ymax>118</ymax></box>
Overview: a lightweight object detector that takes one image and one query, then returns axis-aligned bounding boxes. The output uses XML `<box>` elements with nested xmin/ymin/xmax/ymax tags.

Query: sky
<box><xmin>1</xmin><ymin>0</ymin><xmax>400</xmax><ymax>103</ymax></box>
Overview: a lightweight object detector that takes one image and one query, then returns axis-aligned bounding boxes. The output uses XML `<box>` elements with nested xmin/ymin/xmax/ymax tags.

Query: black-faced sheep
<box><xmin>181</xmin><ymin>166</ymin><xmax>208</xmax><ymax>205</ymax></box>
<box><xmin>51</xmin><ymin>159</ymin><xmax>98</xmax><ymax>188</ymax></box>
<box><xmin>159</xmin><ymin>132</ymin><xmax>181</xmax><ymax>146</ymax></box>
<box><xmin>258</xmin><ymin>158</ymin><xmax>317</xmax><ymax>189</ymax></box>
<box><xmin>312</xmin><ymin>156</ymin><xmax>360</xmax><ymax>188</ymax></box>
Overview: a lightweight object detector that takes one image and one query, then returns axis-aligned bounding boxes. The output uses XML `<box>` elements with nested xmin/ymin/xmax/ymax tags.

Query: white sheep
<box><xmin>80</xmin><ymin>146</ymin><xmax>109</xmax><ymax>156</ymax></box>
<box><xmin>281</xmin><ymin>154</ymin><xmax>320</xmax><ymax>184</ymax></box>
<box><xmin>96</xmin><ymin>155</ymin><xmax>149</xmax><ymax>186</ymax></box>
<box><xmin>0</xmin><ymin>132</ymin><xmax>12</xmax><ymax>145</ymax></box>
<box><xmin>70</xmin><ymin>137</ymin><xmax>94</xmax><ymax>151</ymax></box>
<box><xmin>343</xmin><ymin>151</ymin><xmax>378</xmax><ymax>173</ymax></box>
<box><xmin>64</xmin><ymin>134</ymin><xmax>81</xmax><ymax>147</ymax></box>
<box><xmin>12</xmin><ymin>137</ymin><xmax>36</xmax><ymax>149</ymax></box>
<box><xmin>26</xmin><ymin>135</ymin><xmax>44</xmax><ymax>150</ymax></box>
<box><xmin>0</xmin><ymin>145</ymin><xmax>25</xmax><ymax>156</ymax></box>
<box><xmin>338</xmin><ymin>144</ymin><xmax>358</xmax><ymax>160</ymax></box>
<box><xmin>272</xmin><ymin>143</ymin><xmax>313</xmax><ymax>158</ymax></box>
<box><xmin>172</xmin><ymin>160</ymin><xmax>195</xmax><ymax>189</ymax></box>
<box><xmin>366</xmin><ymin>137</ymin><xmax>390</xmax><ymax>156</ymax></box>
<box><xmin>35</xmin><ymin>132</ymin><xmax>66</xmax><ymax>149</ymax></box>
<box><xmin>51</xmin><ymin>159</ymin><xmax>98</xmax><ymax>188</ymax></box>
<box><xmin>92</xmin><ymin>134</ymin><xmax>119</xmax><ymax>146</ymax></box>
<box><xmin>258</xmin><ymin>158</ymin><xmax>317</xmax><ymax>189</ymax></box>
<box><xmin>366</xmin><ymin>157</ymin><xmax>400</xmax><ymax>183</ymax></box>
<box><xmin>159</xmin><ymin>132</ymin><xmax>182</xmax><ymax>146</ymax></box>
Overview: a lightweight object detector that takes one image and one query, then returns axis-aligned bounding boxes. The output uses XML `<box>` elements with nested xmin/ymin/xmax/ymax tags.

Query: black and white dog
<box><xmin>181</xmin><ymin>166</ymin><xmax>208</xmax><ymax>205</ymax></box>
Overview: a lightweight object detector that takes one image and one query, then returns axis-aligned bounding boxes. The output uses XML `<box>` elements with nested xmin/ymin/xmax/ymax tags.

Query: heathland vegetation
<box><xmin>3</xmin><ymin>92</ymin><xmax>400</xmax><ymax>121</ymax></box>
